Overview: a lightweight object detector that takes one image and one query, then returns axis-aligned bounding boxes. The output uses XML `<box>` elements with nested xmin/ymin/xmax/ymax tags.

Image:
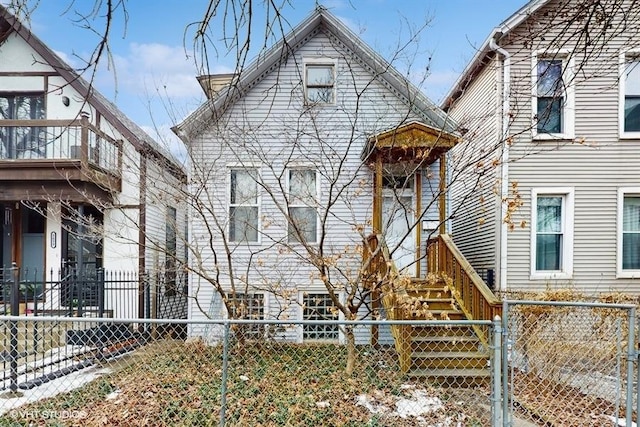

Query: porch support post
<box><xmin>438</xmin><ymin>153</ymin><xmax>446</xmax><ymax>235</ymax></box>
<box><xmin>373</xmin><ymin>157</ymin><xmax>383</xmax><ymax>234</ymax></box>
<box><xmin>371</xmin><ymin>157</ymin><xmax>383</xmax><ymax>347</ymax></box>
<box><xmin>415</xmin><ymin>171</ymin><xmax>421</xmax><ymax>278</ymax></box>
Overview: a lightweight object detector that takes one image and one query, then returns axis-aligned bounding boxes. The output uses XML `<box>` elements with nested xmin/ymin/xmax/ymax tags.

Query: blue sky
<box><xmin>16</xmin><ymin>0</ymin><xmax>526</xmax><ymax>156</ymax></box>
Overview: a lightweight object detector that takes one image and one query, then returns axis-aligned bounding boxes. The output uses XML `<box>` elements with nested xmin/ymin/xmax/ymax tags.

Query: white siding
<box><xmin>187</xmin><ymin>29</ymin><xmax>436</xmax><ymax>336</ymax></box>
<box><xmin>448</xmin><ymin>58</ymin><xmax>501</xmax><ymax>286</ymax></box>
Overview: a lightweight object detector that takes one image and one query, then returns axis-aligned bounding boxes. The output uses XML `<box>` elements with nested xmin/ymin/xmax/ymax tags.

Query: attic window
<box><xmin>305</xmin><ymin>64</ymin><xmax>335</xmax><ymax>104</ymax></box>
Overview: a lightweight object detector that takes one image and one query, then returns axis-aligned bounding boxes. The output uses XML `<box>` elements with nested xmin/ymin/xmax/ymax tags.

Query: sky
<box><xmin>12</xmin><ymin>0</ymin><xmax>527</xmax><ymax>159</ymax></box>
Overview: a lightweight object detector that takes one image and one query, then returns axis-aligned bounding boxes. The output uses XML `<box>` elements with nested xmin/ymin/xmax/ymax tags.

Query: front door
<box><xmin>0</xmin><ymin>203</ymin><xmax>45</xmax><ymax>280</ymax></box>
<box><xmin>382</xmin><ymin>182</ymin><xmax>416</xmax><ymax>276</ymax></box>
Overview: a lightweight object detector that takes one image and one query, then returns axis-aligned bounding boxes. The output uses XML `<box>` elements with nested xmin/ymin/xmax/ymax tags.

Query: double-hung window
<box><xmin>305</xmin><ymin>63</ymin><xmax>335</xmax><ymax>104</ymax></box>
<box><xmin>618</xmin><ymin>189</ymin><xmax>640</xmax><ymax>275</ymax></box>
<box><xmin>288</xmin><ymin>169</ymin><xmax>318</xmax><ymax>243</ymax></box>
<box><xmin>531</xmin><ymin>189</ymin><xmax>574</xmax><ymax>279</ymax></box>
<box><xmin>621</xmin><ymin>54</ymin><xmax>640</xmax><ymax>136</ymax></box>
<box><xmin>165</xmin><ymin>206</ymin><xmax>178</xmax><ymax>296</ymax></box>
<box><xmin>533</xmin><ymin>53</ymin><xmax>574</xmax><ymax>139</ymax></box>
<box><xmin>229</xmin><ymin>168</ymin><xmax>259</xmax><ymax>242</ymax></box>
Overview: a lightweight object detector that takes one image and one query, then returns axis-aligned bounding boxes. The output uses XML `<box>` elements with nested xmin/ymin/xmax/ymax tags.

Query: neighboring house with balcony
<box><xmin>0</xmin><ymin>6</ymin><xmax>188</xmax><ymax>319</ymax></box>
<box><xmin>443</xmin><ymin>0</ymin><xmax>640</xmax><ymax>295</ymax></box>
<box><xmin>174</xmin><ymin>7</ymin><xmax>504</xmax><ymax>383</ymax></box>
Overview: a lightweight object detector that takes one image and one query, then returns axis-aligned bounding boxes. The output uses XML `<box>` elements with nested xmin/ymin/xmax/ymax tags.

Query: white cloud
<box><xmin>98</xmin><ymin>42</ymin><xmax>203</xmax><ymax>99</ymax></box>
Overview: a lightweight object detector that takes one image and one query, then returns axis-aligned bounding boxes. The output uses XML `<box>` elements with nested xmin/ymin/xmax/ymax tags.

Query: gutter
<box><xmin>489</xmin><ymin>35</ymin><xmax>511</xmax><ymax>293</ymax></box>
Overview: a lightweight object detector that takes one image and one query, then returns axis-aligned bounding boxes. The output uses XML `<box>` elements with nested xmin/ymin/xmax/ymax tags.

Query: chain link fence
<box><xmin>0</xmin><ymin>317</ymin><xmax>498</xmax><ymax>426</ymax></box>
<box><xmin>503</xmin><ymin>300</ymin><xmax>637</xmax><ymax>427</ymax></box>
<box><xmin>0</xmin><ymin>302</ymin><xmax>638</xmax><ymax>426</ymax></box>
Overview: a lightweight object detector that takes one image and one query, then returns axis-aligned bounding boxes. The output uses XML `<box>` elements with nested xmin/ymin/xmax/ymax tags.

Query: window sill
<box><xmin>616</xmin><ymin>270</ymin><xmax>640</xmax><ymax>279</ymax></box>
<box><xmin>530</xmin><ymin>271</ymin><xmax>572</xmax><ymax>281</ymax></box>
<box><xmin>619</xmin><ymin>132</ymin><xmax>640</xmax><ymax>140</ymax></box>
<box><xmin>532</xmin><ymin>132</ymin><xmax>575</xmax><ymax>141</ymax></box>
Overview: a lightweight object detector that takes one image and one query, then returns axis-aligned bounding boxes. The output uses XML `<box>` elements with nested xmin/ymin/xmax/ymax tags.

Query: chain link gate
<box><xmin>501</xmin><ymin>300</ymin><xmax>637</xmax><ymax>427</ymax></box>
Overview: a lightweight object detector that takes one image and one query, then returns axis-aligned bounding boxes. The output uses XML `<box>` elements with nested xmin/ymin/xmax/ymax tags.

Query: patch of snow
<box><xmin>0</xmin><ymin>366</ymin><xmax>111</xmax><ymax>415</ymax></box>
<box><xmin>356</xmin><ymin>394</ymin><xmax>391</xmax><ymax>415</ymax></box>
<box><xmin>604</xmin><ymin>415</ymin><xmax>637</xmax><ymax>427</ymax></box>
<box><xmin>395</xmin><ymin>388</ymin><xmax>443</xmax><ymax>418</ymax></box>
<box><xmin>105</xmin><ymin>389</ymin><xmax>121</xmax><ymax>400</ymax></box>
<box><xmin>316</xmin><ymin>401</ymin><xmax>330</xmax><ymax>408</ymax></box>
<box><xmin>239</xmin><ymin>375</ymin><xmax>249</xmax><ymax>382</ymax></box>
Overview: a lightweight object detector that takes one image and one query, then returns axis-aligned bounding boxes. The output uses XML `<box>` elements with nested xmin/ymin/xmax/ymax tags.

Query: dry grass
<box><xmin>0</xmin><ymin>340</ymin><xmax>490</xmax><ymax>426</ymax></box>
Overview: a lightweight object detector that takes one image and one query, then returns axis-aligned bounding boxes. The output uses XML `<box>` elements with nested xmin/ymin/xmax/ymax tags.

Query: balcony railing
<box><xmin>0</xmin><ymin>118</ymin><xmax>122</xmax><ymax>176</ymax></box>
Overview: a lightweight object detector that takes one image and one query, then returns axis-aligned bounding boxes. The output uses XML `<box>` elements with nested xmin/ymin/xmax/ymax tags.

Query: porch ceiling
<box><xmin>362</xmin><ymin>121</ymin><xmax>459</xmax><ymax>165</ymax></box>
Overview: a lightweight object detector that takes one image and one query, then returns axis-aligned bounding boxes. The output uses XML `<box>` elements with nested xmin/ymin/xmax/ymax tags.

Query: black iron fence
<box><xmin>0</xmin><ymin>266</ymin><xmax>187</xmax><ymax>321</ymax></box>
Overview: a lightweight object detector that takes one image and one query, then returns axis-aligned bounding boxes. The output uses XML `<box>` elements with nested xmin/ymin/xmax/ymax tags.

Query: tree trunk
<box><xmin>345</xmin><ymin>325</ymin><xmax>356</xmax><ymax>375</ymax></box>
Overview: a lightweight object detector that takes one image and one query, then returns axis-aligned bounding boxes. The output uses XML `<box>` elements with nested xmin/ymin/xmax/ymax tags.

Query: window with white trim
<box><xmin>619</xmin><ymin>190</ymin><xmax>640</xmax><ymax>274</ymax></box>
<box><xmin>305</xmin><ymin>64</ymin><xmax>335</xmax><ymax>104</ymax></box>
<box><xmin>302</xmin><ymin>293</ymin><xmax>339</xmax><ymax>341</ymax></box>
<box><xmin>226</xmin><ymin>292</ymin><xmax>265</xmax><ymax>338</ymax></box>
<box><xmin>532</xmin><ymin>53</ymin><xmax>574</xmax><ymax>138</ymax></box>
<box><xmin>621</xmin><ymin>54</ymin><xmax>640</xmax><ymax>134</ymax></box>
<box><xmin>229</xmin><ymin>168</ymin><xmax>259</xmax><ymax>242</ymax></box>
<box><xmin>531</xmin><ymin>189</ymin><xmax>574</xmax><ymax>279</ymax></box>
<box><xmin>288</xmin><ymin>169</ymin><xmax>318</xmax><ymax>243</ymax></box>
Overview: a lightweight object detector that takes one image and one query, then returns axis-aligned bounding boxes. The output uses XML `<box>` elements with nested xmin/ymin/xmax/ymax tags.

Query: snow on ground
<box><xmin>356</xmin><ymin>383</ymin><xmax>462</xmax><ymax>426</ymax></box>
<box><xmin>604</xmin><ymin>415</ymin><xmax>638</xmax><ymax>427</ymax></box>
<box><xmin>0</xmin><ymin>365</ymin><xmax>111</xmax><ymax>415</ymax></box>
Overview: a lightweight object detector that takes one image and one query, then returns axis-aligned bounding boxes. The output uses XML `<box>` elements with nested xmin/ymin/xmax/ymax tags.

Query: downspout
<box><xmin>489</xmin><ymin>34</ymin><xmax>511</xmax><ymax>293</ymax></box>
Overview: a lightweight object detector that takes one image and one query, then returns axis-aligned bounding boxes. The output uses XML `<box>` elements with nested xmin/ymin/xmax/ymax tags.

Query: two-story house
<box><xmin>0</xmin><ymin>6</ymin><xmax>188</xmax><ymax>319</ymax></box>
<box><xmin>444</xmin><ymin>0</ymin><xmax>640</xmax><ymax>294</ymax></box>
<box><xmin>173</xmin><ymin>6</ymin><xmax>476</xmax><ymax>345</ymax></box>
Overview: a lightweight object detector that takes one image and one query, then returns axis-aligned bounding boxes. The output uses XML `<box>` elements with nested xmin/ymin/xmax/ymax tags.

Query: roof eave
<box><xmin>441</xmin><ymin>0</ymin><xmax>552</xmax><ymax>110</ymax></box>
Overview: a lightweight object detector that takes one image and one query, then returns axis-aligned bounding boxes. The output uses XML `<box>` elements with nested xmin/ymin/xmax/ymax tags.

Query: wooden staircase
<box><xmin>403</xmin><ymin>277</ymin><xmax>491</xmax><ymax>384</ymax></box>
<box><xmin>364</xmin><ymin>234</ymin><xmax>501</xmax><ymax>386</ymax></box>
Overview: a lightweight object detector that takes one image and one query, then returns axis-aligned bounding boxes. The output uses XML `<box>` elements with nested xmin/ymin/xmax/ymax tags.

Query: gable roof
<box><xmin>441</xmin><ymin>0</ymin><xmax>550</xmax><ymax>110</ymax></box>
<box><xmin>0</xmin><ymin>5</ymin><xmax>184</xmax><ymax>174</ymax></box>
<box><xmin>173</xmin><ymin>6</ymin><xmax>457</xmax><ymax>140</ymax></box>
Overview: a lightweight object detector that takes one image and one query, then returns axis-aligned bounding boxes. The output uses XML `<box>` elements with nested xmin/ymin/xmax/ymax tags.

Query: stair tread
<box><xmin>409</xmin><ymin>367</ymin><xmax>490</xmax><ymax>377</ymax></box>
<box><xmin>413</xmin><ymin>335</ymin><xmax>478</xmax><ymax>342</ymax></box>
<box><xmin>412</xmin><ymin>351</ymin><xmax>489</xmax><ymax>358</ymax></box>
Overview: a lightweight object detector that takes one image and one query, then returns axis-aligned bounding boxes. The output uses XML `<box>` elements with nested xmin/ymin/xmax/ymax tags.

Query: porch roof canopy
<box><xmin>362</xmin><ymin>121</ymin><xmax>459</xmax><ymax>165</ymax></box>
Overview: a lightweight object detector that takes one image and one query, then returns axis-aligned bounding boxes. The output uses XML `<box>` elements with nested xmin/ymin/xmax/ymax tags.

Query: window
<box><xmin>531</xmin><ymin>189</ymin><xmax>574</xmax><ymax>279</ymax></box>
<box><xmin>229</xmin><ymin>169</ymin><xmax>259</xmax><ymax>242</ymax></box>
<box><xmin>618</xmin><ymin>189</ymin><xmax>640</xmax><ymax>275</ymax></box>
<box><xmin>226</xmin><ymin>292</ymin><xmax>265</xmax><ymax>338</ymax></box>
<box><xmin>532</xmin><ymin>53</ymin><xmax>574</xmax><ymax>138</ymax></box>
<box><xmin>165</xmin><ymin>206</ymin><xmax>177</xmax><ymax>296</ymax></box>
<box><xmin>0</xmin><ymin>93</ymin><xmax>45</xmax><ymax>159</ymax></box>
<box><xmin>621</xmin><ymin>54</ymin><xmax>640</xmax><ymax>135</ymax></box>
<box><xmin>305</xmin><ymin>64</ymin><xmax>335</xmax><ymax>104</ymax></box>
<box><xmin>302</xmin><ymin>293</ymin><xmax>339</xmax><ymax>341</ymax></box>
<box><xmin>288</xmin><ymin>169</ymin><xmax>318</xmax><ymax>243</ymax></box>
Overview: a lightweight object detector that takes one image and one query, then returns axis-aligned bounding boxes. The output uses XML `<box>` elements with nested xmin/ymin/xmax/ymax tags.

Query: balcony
<box><xmin>0</xmin><ymin>117</ymin><xmax>122</xmax><ymax>201</ymax></box>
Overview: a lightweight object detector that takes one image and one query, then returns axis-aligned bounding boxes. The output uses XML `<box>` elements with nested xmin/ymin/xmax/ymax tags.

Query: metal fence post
<box><xmin>492</xmin><ymin>316</ymin><xmax>502</xmax><ymax>427</ymax></box>
<box><xmin>220</xmin><ymin>321</ymin><xmax>230</xmax><ymax>427</ymax></box>
<box><xmin>501</xmin><ymin>299</ymin><xmax>510</xmax><ymax>427</ymax></box>
<box><xmin>626</xmin><ymin>307</ymin><xmax>636</xmax><ymax>426</ymax></box>
<box><xmin>97</xmin><ymin>268</ymin><xmax>105</xmax><ymax>318</ymax></box>
<box><xmin>9</xmin><ymin>263</ymin><xmax>19</xmax><ymax>394</ymax></box>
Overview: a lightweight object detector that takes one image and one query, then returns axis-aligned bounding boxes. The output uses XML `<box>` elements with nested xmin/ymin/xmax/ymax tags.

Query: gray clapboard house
<box><xmin>174</xmin><ymin>6</ymin><xmax>506</xmax><ymax>381</ymax></box>
<box><xmin>443</xmin><ymin>0</ymin><xmax>640</xmax><ymax>294</ymax></box>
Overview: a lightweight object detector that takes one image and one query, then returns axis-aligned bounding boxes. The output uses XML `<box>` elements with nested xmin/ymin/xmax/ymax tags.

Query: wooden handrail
<box><xmin>427</xmin><ymin>233</ymin><xmax>501</xmax><ymax>346</ymax></box>
<box><xmin>363</xmin><ymin>234</ymin><xmax>412</xmax><ymax>371</ymax></box>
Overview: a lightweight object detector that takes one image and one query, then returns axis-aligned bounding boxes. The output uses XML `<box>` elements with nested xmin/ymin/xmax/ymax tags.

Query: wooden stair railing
<box><xmin>427</xmin><ymin>234</ymin><xmax>502</xmax><ymax>347</ymax></box>
<box><xmin>363</xmin><ymin>234</ymin><xmax>412</xmax><ymax>371</ymax></box>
